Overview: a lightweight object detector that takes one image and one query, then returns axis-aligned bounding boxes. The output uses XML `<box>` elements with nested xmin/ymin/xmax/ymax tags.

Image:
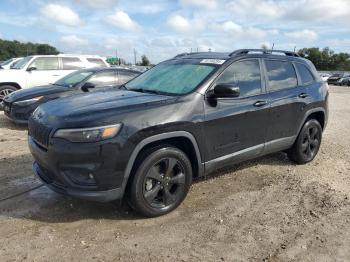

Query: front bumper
<box><xmin>3</xmin><ymin>101</ymin><xmax>35</xmax><ymax>125</ymax></box>
<box><xmin>33</xmin><ymin>162</ymin><xmax>123</xmax><ymax>202</ymax></box>
<box><xmin>28</xmin><ymin>135</ymin><xmax>130</xmax><ymax>202</ymax></box>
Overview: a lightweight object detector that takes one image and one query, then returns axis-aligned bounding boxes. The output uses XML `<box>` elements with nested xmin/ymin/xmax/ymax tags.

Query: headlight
<box><xmin>13</xmin><ymin>96</ymin><xmax>43</xmax><ymax>106</ymax></box>
<box><xmin>53</xmin><ymin>124</ymin><xmax>122</xmax><ymax>143</ymax></box>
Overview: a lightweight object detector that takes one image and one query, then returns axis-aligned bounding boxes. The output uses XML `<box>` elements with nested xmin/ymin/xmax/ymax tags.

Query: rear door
<box><xmin>203</xmin><ymin>58</ymin><xmax>270</xmax><ymax>163</ymax></box>
<box><xmin>117</xmin><ymin>71</ymin><xmax>140</xmax><ymax>85</ymax></box>
<box><xmin>85</xmin><ymin>70</ymin><xmax>117</xmax><ymax>91</ymax></box>
<box><xmin>264</xmin><ymin>59</ymin><xmax>307</xmax><ymax>149</ymax></box>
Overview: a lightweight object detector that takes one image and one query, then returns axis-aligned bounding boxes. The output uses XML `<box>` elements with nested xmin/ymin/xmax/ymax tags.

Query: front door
<box><xmin>27</xmin><ymin>57</ymin><xmax>62</xmax><ymax>87</ymax></box>
<box><xmin>202</xmin><ymin>58</ymin><xmax>269</xmax><ymax>169</ymax></box>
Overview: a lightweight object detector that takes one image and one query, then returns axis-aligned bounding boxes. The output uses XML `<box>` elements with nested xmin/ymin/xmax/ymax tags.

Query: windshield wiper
<box><xmin>128</xmin><ymin>88</ymin><xmax>162</xmax><ymax>95</ymax></box>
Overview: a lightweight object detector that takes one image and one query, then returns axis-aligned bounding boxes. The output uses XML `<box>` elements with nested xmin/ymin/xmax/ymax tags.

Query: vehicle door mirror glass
<box><xmin>27</xmin><ymin>66</ymin><xmax>37</xmax><ymax>71</ymax></box>
<box><xmin>81</xmin><ymin>82</ymin><xmax>95</xmax><ymax>92</ymax></box>
<box><xmin>213</xmin><ymin>83</ymin><xmax>240</xmax><ymax>98</ymax></box>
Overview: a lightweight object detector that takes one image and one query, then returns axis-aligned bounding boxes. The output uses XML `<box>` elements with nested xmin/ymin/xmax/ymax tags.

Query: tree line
<box><xmin>1</xmin><ymin>38</ymin><xmax>349</xmax><ymax>70</ymax></box>
<box><xmin>297</xmin><ymin>47</ymin><xmax>350</xmax><ymax>71</ymax></box>
<box><xmin>0</xmin><ymin>39</ymin><xmax>59</xmax><ymax>61</ymax></box>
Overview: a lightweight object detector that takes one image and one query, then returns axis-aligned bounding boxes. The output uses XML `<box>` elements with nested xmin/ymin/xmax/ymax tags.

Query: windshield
<box><xmin>10</xmin><ymin>58</ymin><xmax>23</xmax><ymax>68</ymax></box>
<box><xmin>54</xmin><ymin>70</ymin><xmax>95</xmax><ymax>87</ymax></box>
<box><xmin>0</xmin><ymin>58</ymin><xmax>14</xmax><ymax>66</ymax></box>
<box><xmin>11</xmin><ymin>56</ymin><xmax>32</xmax><ymax>69</ymax></box>
<box><xmin>125</xmin><ymin>59</ymin><xmax>218</xmax><ymax>95</ymax></box>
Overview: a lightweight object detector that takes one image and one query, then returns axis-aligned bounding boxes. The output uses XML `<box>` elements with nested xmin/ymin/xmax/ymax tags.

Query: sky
<box><xmin>0</xmin><ymin>0</ymin><xmax>350</xmax><ymax>63</ymax></box>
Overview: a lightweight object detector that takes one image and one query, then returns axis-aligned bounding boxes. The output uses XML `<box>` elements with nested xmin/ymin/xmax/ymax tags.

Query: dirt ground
<box><xmin>0</xmin><ymin>86</ymin><xmax>350</xmax><ymax>261</ymax></box>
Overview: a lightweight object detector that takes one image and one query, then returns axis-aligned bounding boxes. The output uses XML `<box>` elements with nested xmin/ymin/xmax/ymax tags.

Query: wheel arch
<box><xmin>121</xmin><ymin>131</ymin><xmax>204</xmax><ymax>195</ymax></box>
<box><xmin>0</xmin><ymin>82</ymin><xmax>22</xmax><ymax>90</ymax></box>
<box><xmin>297</xmin><ymin>108</ymin><xmax>326</xmax><ymax>136</ymax></box>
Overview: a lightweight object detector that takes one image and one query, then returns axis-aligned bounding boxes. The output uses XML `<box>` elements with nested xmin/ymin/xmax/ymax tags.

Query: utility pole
<box><xmin>134</xmin><ymin>49</ymin><xmax>137</xmax><ymax>65</ymax></box>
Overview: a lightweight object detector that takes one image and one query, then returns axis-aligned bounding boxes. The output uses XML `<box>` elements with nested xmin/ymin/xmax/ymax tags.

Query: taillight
<box><xmin>325</xmin><ymin>82</ymin><xmax>330</xmax><ymax>92</ymax></box>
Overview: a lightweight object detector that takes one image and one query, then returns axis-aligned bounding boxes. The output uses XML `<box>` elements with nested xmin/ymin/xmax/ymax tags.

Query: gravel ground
<box><xmin>0</xmin><ymin>86</ymin><xmax>350</xmax><ymax>261</ymax></box>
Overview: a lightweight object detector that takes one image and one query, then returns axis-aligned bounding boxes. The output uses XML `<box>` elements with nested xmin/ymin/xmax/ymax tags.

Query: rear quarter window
<box><xmin>87</xmin><ymin>58</ymin><xmax>106</xmax><ymax>67</ymax></box>
<box><xmin>295</xmin><ymin>63</ymin><xmax>314</xmax><ymax>85</ymax></box>
<box><xmin>265</xmin><ymin>60</ymin><xmax>298</xmax><ymax>91</ymax></box>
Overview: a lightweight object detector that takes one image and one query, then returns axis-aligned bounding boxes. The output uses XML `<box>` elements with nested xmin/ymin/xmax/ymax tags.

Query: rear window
<box><xmin>265</xmin><ymin>60</ymin><xmax>297</xmax><ymax>91</ymax></box>
<box><xmin>295</xmin><ymin>63</ymin><xmax>314</xmax><ymax>85</ymax></box>
<box><xmin>87</xmin><ymin>58</ymin><xmax>106</xmax><ymax>67</ymax></box>
<box><xmin>62</xmin><ymin>57</ymin><xmax>84</xmax><ymax>70</ymax></box>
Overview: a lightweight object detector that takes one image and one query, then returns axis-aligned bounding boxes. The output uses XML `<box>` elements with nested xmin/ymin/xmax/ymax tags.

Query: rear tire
<box><xmin>129</xmin><ymin>146</ymin><xmax>192</xmax><ymax>217</ymax></box>
<box><xmin>288</xmin><ymin>119</ymin><xmax>322</xmax><ymax>164</ymax></box>
<box><xmin>0</xmin><ymin>85</ymin><xmax>17</xmax><ymax>104</ymax></box>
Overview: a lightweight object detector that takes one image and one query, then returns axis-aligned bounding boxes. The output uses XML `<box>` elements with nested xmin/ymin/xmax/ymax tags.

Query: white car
<box><xmin>0</xmin><ymin>57</ymin><xmax>23</xmax><ymax>70</ymax></box>
<box><xmin>0</xmin><ymin>54</ymin><xmax>109</xmax><ymax>103</ymax></box>
<box><xmin>319</xmin><ymin>73</ymin><xmax>331</xmax><ymax>82</ymax></box>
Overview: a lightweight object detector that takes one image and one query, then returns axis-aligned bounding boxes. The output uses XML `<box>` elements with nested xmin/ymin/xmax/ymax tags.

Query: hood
<box><xmin>0</xmin><ymin>68</ymin><xmax>25</xmax><ymax>80</ymax></box>
<box><xmin>5</xmin><ymin>85</ymin><xmax>68</xmax><ymax>102</ymax></box>
<box><xmin>34</xmin><ymin>89</ymin><xmax>175</xmax><ymax>127</ymax></box>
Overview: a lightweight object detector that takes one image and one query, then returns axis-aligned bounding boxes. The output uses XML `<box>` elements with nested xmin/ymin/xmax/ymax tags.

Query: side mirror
<box><xmin>81</xmin><ymin>82</ymin><xmax>95</xmax><ymax>92</ymax></box>
<box><xmin>211</xmin><ymin>83</ymin><xmax>240</xmax><ymax>98</ymax></box>
<box><xmin>27</xmin><ymin>66</ymin><xmax>37</xmax><ymax>71</ymax></box>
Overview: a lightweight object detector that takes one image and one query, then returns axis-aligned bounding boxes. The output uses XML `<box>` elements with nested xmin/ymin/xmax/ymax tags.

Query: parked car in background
<box><xmin>0</xmin><ymin>54</ymin><xmax>109</xmax><ymax>103</ymax></box>
<box><xmin>2</xmin><ymin>67</ymin><xmax>140</xmax><ymax>124</ymax></box>
<box><xmin>327</xmin><ymin>73</ymin><xmax>350</xmax><ymax>85</ymax></box>
<box><xmin>28</xmin><ymin>49</ymin><xmax>328</xmax><ymax>217</ymax></box>
<box><xmin>341</xmin><ymin>76</ymin><xmax>350</xmax><ymax>86</ymax></box>
<box><xmin>0</xmin><ymin>57</ymin><xmax>23</xmax><ymax>69</ymax></box>
<box><xmin>319</xmin><ymin>72</ymin><xmax>331</xmax><ymax>82</ymax></box>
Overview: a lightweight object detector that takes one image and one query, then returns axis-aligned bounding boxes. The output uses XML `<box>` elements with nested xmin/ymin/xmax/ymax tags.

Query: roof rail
<box><xmin>229</xmin><ymin>49</ymin><xmax>300</xmax><ymax>57</ymax></box>
<box><xmin>174</xmin><ymin>53</ymin><xmax>190</xmax><ymax>58</ymax></box>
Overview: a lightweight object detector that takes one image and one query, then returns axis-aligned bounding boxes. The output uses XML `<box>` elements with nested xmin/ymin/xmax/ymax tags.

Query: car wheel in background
<box><xmin>129</xmin><ymin>146</ymin><xmax>192</xmax><ymax>217</ymax></box>
<box><xmin>0</xmin><ymin>85</ymin><xmax>17</xmax><ymax>104</ymax></box>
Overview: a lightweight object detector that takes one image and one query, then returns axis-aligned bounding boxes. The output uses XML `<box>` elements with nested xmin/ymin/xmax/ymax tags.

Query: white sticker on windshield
<box><xmin>200</xmin><ymin>59</ymin><xmax>225</xmax><ymax>65</ymax></box>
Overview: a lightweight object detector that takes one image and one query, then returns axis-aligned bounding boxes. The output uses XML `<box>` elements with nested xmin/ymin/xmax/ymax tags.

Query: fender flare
<box><xmin>297</xmin><ymin>107</ymin><xmax>326</xmax><ymax>136</ymax></box>
<box><xmin>120</xmin><ymin>131</ymin><xmax>204</xmax><ymax>194</ymax></box>
<box><xmin>0</xmin><ymin>82</ymin><xmax>22</xmax><ymax>89</ymax></box>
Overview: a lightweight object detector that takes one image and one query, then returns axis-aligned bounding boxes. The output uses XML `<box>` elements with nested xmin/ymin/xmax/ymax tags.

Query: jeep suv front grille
<box><xmin>28</xmin><ymin>117</ymin><xmax>52</xmax><ymax>148</ymax></box>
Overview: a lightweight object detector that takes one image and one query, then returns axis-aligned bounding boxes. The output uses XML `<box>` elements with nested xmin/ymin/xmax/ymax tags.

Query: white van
<box><xmin>0</xmin><ymin>54</ymin><xmax>109</xmax><ymax>103</ymax></box>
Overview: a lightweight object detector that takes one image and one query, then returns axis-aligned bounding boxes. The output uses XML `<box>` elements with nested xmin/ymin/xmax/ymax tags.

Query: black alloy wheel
<box><xmin>288</xmin><ymin>119</ymin><xmax>322</xmax><ymax>164</ymax></box>
<box><xmin>129</xmin><ymin>146</ymin><xmax>192</xmax><ymax>217</ymax></box>
<box><xmin>143</xmin><ymin>157</ymin><xmax>186</xmax><ymax>208</ymax></box>
<box><xmin>300</xmin><ymin>125</ymin><xmax>321</xmax><ymax>160</ymax></box>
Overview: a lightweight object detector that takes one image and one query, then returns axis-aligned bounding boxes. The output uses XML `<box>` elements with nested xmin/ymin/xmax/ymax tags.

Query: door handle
<box><xmin>253</xmin><ymin>100</ymin><xmax>268</xmax><ymax>107</ymax></box>
<box><xmin>298</xmin><ymin>93</ymin><xmax>309</xmax><ymax>98</ymax></box>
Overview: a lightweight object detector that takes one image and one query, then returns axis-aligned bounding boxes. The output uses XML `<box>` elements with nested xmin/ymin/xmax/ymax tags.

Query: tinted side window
<box><xmin>88</xmin><ymin>71</ymin><xmax>116</xmax><ymax>87</ymax></box>
<box><xmin>265</xmin><ymin>60</ymin><xmax>297</xmax><ymax>91</ymax></box>
<box><xmin>118</xmin><ymin>71</ymin><xmax>139</xmax><ymax>85</ymax></box>
<box><xmin>30</xmin><ymin>57</ymin><xmax>59</xmax><ymax>70</ymax></box>
<box><xmin>62</xmin><ymin>57</ymin><xmax>84</xmax><ymax>70</ymax></box>
<box><xmin>216</xmin><ymin>59</ymin><xmax>262</xmax><ymax>97</ymax></box>
<box><xmin>295</xmin><ymin>63</ymin><xmax>314</xmax><ymax>85</ymax></box>
<box><xmin>87</xmin><ymin>58</ymin><xmax>106</xmax><ymax>67</ymax></box>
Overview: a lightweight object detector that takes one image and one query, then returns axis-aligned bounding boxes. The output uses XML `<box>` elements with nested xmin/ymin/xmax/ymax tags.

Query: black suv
<box><xmin>28</xmin><ymin>49</ymin><xmax>328</xmax><ymax>217</ymax></box>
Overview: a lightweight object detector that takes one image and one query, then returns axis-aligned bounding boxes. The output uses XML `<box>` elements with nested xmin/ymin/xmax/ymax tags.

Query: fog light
<box><xmin>64</xmin><ymin>170</ymin><xmax>97</xmax><ymax>186</ymax></box>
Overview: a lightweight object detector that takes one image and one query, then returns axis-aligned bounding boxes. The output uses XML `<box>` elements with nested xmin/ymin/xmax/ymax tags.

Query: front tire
<box><xmin>129</xmin><ymin>146</ymin><xmax>192</xmax><ymax>217</ymax></box>
<box><xmin>288</xmin><ymin>119</ymin><xmax>322</xmax><ymax>164</ymax></box>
